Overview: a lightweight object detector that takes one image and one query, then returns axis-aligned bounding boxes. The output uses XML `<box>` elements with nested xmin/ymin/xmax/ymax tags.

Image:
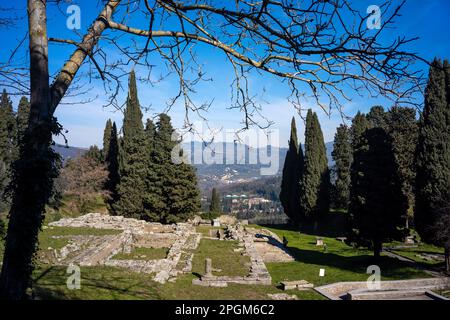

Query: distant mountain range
<box><xmin>52</xmin><ymin>141</ymin><xmax>334</xmax><ymax>197</ymax></box>
<box><xmin>52</xmin><ymin>144</ymin><xmax>87</xmax><ymax>162</ymax></box>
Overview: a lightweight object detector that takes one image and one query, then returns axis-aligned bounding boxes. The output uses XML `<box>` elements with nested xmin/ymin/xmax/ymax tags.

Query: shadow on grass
<box><xmin>33</xmin><ymin>266</ymin><xmax>162</xmax><ymax>300</ymax></box>
<box><xmin>285</xmin><ymin>246</ymin><xmax>428</xmax><ymax>279</ymax></box>
<box><xmin>259</xmin><ymin>212</ymin><xmax>348</xmax><ymax>238</ymax></box>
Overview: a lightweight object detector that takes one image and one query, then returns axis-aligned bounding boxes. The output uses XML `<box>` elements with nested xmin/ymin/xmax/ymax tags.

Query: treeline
<box><xmin>279</xmin><ymin>110</ymin><xmax>330</xmax><ymax>227</ymax></box>
<box><xmin>0</xmin><ymin>71</ymin><xmax>201</xmax><ymax>224</ymax></box>
<box><xmin>101</xmin><ymin>71</ymin><xmax>201</xmax><ymax>223</ymax></box>
<box><xmin>280</xmin><ymin>59</ymin><xmax>450</xmax><ymax>267</ymax></box>
<box><xmin>0</xmin><ymin>92</ymin><xmax>30</xmax><ymax>212</ymax></box>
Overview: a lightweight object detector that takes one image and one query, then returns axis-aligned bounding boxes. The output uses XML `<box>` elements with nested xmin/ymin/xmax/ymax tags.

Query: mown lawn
<box><xmin>32</xmin><ymin>266</ymin><xmax>325</xmax><ymax>300</ymax></box>
<box><xmin>249</xmin><ymin>224</ymin><xmax>432</xmax><ymax>287</ymax></box>
<box><xmin>191</xmin><ymin>239</ymin><xmax>250</xmax><ymax>277</ymax></box>
<box><xmin>2</xmin><ymin>219</ymin><xmax>438</xmax><ymax>300</ymax></box>
<box><xmin>388</xmin><ymin>241</ymin><xmax>445</xmax><ymax>268</ymax></box>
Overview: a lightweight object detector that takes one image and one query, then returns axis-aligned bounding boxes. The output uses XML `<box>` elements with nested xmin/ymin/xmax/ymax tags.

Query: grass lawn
<box><xmin>112</xmin><ymin>247</ymin><xmax>169</xmax><ymax>261</ymax></box>
<box><xmin>388</xmin><ymin>242</ymin><xmax>445</xmax><ymax>268</ymax></box>
<box><xmin>32</xmin><ymin>265</ymin><xmax>325</xmax><ymax>300</ymax></box>
<box><xmin>2</xmin><ymin>217</ymin><xmax>439</xmax><ymax>300</ymax></box>
<box><xmin>196</xmin><ymin>225</ymin><xmax>224</xmax><ymax>237</ymax></box>
<box><xmin>191</xmin><ymin>239</ymin><xmax>250</xmax><ymax>277</ymax></box>
<box><xmin>250</xmin><ymin>224</ymin><xmax>431</xmax><ymax>287</ymax></box>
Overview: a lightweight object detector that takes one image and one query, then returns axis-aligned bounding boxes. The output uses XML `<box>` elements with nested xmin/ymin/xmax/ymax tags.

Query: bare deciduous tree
<box><xmin>0</xmin><ymin>0</ymin><xmax>427</xmax><ymax>299</ymax></box>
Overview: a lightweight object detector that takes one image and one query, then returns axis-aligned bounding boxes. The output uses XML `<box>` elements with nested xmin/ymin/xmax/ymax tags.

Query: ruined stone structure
<box><xmin>49</xmin><ymin>213</ymin><xmax>200</xmax><ymax>284</ymax></box>
<box><xmin>48</xmin><ymin>213</ymin><xmax>294</xmax><ymax>287</ymax></box>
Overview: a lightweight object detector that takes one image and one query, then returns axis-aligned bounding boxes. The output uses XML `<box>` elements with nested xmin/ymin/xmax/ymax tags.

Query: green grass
<box><xmin>4</xmin><ymin>217</ymin><xmax>439</xmax><ymax>300</ymax></box>
<box><xmin>196</xmin><ymin>225</ymin><xmax>224</xmax><ymax>237</ymax></box>
<box><xmin>112</xmin><ymin>247</ymin><xmax>169</xmax><ymax>261</ymax></box>
<box><xmin>388</xmin><ymin>242</ymin><xmax>445</xmax><ymax>267</ymax></box>
<box><xmin>32</xmin><ymin>266</ymin><xmax>325</xmax><ymax>300</ymax></box>
<box><xmin>192</xmin><ymin>239</ymin><xmax>250</xmax><ymax>277</ymax></box>
<box><xmin>249</xmin><ymin>224</ymin><xmax>431</xmax><ymax>287</ymax></box>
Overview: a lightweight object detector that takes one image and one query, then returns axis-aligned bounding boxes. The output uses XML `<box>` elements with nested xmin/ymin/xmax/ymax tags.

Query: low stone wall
<box><xmin>315</xmin><ymin>278</ymin><xmax>450</xmax><ymax>300</ymax></box>
<box><xmin>47</xmin><ymin>213</ymin><xmax>201</xmax><ymax>284</ymax></box>
<box><xmin>193</xmin><ymin>224</ymin><xmax>272</xmax><ymax>287</ymax></box>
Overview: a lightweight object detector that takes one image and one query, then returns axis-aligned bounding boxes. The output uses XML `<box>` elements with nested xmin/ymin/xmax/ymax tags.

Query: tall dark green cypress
<box><xmin>105</xmin><ymin>121</ymin><xmax>120</xmax><ymax>205</ymax></box>
<box><xmin>367</xmin><ymin>105</ymin><xmax>388</xmax><ymax>129</ymax></box>
<box><xmin>16</xmin><ymin>96</ymin><xmax>30</xmax><ymax>144</ymax></box>
<box><xmin>102</xmin><ymin>119</ymin><xmax>113</xmax><ymax>161</ymax></box>
<box><xmin>0</xmin><ymin>90</ymin><xmax>16</xmax><ymax>210</ymax></box>
<box><xmin>142</xmin><ymin>118</ymin><xmax>165</xmax><ymax>221</ymax></box>
<box><xmin>112</xmin><ymin>70</ymin><xmax>148</xmax><ymax>218</ymax></box>
<box><xmin>387</xmin><ymin>106</ymin><xmax>418</xmax><ymax>224</ymax></box>
<box><xmin>153</xmin><ymin>113</ymin><xmax>200</xmax><ymax>223</ymax></box>
<box><xmin>209</xmin><ymin>187</ymin><xmax>221</xmax><ymax>214</ymax></box>
<box><xmin>279</xmin><ymin>117</ymin><xmax>303</xmax><ymax>225</ymax></box>
<box><xmin>331</xmin><ymin>124</ymin><xmax>351</xmax><ymax>210</ymax></box>
<box><xmin>300</xmin><ymin>109</ymin><xmax>330</xmax><ymax>221</ymax></box>
<box><xmin>415</xmin><ymin>58</ymin><xmax>450</xmax><ymax>245</ymax></box>
<box><xmin>349</xmin><ymin>127</ymin><xmax>403</xmax><ymax>257</ymax></box>
<box><xmin>348</xmin><ymin>111</ymin><xmax>370</xmax><ymax>241</ymax></box>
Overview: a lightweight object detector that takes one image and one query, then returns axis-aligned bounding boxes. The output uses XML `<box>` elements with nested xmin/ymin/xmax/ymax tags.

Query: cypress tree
<box><xmin>112</xmin><ymin>70</ymin><xmax>148</xmax><ymax>218</ymax></box>
<box><xmin>16</xmin><ymin>96</ymin><xmax>30</xmax><ymax>144</ymax></box>
<box><xmin>386</xmin><ymin>106</ymin><xmax>418</xmax><ymax>225</ymax></box>
<box><xmin>415</xmin><ymin>58</ymin><xmax>450</xmax><ymax>246</ymax></box>
<box><xmin>331</xmin><ymin>124</ymin><xmax>351</xmax><ymax>210</ymax></box>
<box><xmin>300</xmin><ymin>109</ymin><xmax>330</xmax><ymax>222</ymax></box>
<box><xmin>0</xmin><ymin>90</ymin><xmax>17</xmax><ymax>164</ymax></box>
<box><xmin>367</xmin><ymin>105</ymin><xmax>388</xmax><ymax>128</ymax></box>
<box><xmin>279</xmin><ymin>117</ymin><xmax>303</xmax><ymax>225</ymax></box>
<box><xmin>153</xmin><ymin>114</ymin><xmax>200</xmax><ymax>223</ymax></box>
<box><xmin>105</xmin><ymin>121</ymin><xmax>120</xmax><ymax>204</ymax></box>
<box><xmin>349</xmin><ymin>127</ymin><xmax>403</xmax><ymax>257</ymax></box>
<box><xmin>142</xmin><ymin>118</ymin><xmax>165</xmax><ymax>221</ymax></box>
<box><xmin>0</xmin><ymin>90</ymin><xmax>16</xmax><ymax>209</ymax></box>
<box><xmin>102</xmin><ymin>119</ymin><xmax>113</xmax><ymax>161</ymax></box>
<box><xmin>209</xmin><ymin>187</ymin><xmax>221</xmax><ymax>214</ymax></box>
<box><xmin>348</xmin><ymin>111</ymin><xmax>370</xmax><ymax>241</ymax></box>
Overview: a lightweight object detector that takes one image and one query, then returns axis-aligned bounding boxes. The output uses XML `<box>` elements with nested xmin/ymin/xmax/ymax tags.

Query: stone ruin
<box><xmin>48</xmin><ymin>213</ymin><xmax>201</xmax><ymax>284</ymax></box>
<box><xmin>47</xmin><ymin>213</ymin><xmax>296</xmax><ymax>287</ymax></box>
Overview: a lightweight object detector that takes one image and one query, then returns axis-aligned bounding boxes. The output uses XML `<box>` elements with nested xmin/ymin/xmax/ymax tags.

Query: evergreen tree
<box><xmin>300</xmin><ymin>109</ymin><xmax>330</xmax><ymax>222</ymax></box>
<box><xmin>84</xmin><ymin>145</ymin><xmax>103</xmax><ymax>165</ymax></box>
<box><xmin>16</xmin><ymin>96</ymin><xmax>30</xmax><ymax>144</ymax></box>
<box><xmin>112</xmin><ymin>71</ymin><xmax>148</xmax><ymax>218</ymax></box>
<box><xmin>102</xmin><ymin>119</ymin><xmax>113</xmax><ymax>161</ymax></box>
<box><xmin>347</xmin><ymin>111</ymin><xmax>370</xmax><ymax>241</ymax></box>
<box><xmin>348</xmin><ymin>127</ymin><xmax>403</xmax><ymax>257</ymax></box>
<box><xmin>367</xmin><ymin>105</ymin><xmax>388</xmax><ymax>128</ymax></box>
<box><xmin>386</xmin><ymin>106</ymin><xmax>418</xmax><ymax>225</ymax></box>
<box><xmin>153</xmin><ymin>114</ymin><xmax>200</xmax><ymax>223</ymax></box>
<box><xmin>0</xmin><ymin>90</ymin><xmax>17</xmax><ymax>209</ymax></box>
<box><xmin>415</xmin><ymin>58</ymin><xmax>450</xmax><ymax>245</ymax></box>
<box><xmin>331</xmin><ymin>124</ymin><xmax>351</xmax><ymax>210</ymax></box>
<box><xmin>279</xmin><ymin>117</ymin><xmax>303</xmax><ymax>225</ymax></box>
<box><xmin>142</xmin><ymin>118</ymin><xmax>165</xmax><ymax>221</ymax></box>
<box><xmin>105</xmin><ymin>122</ymin><xmax>120</xmax><ymax>204</ymax></box>
<box><xmin>350</xmin><ymin>112</ymin><xmax>369</xmax><ymax>151</ymax></box>
<box><xmin>209</xmin><ymin>187</ymin><xmax>221</xmax><ymax>214</ymax></box>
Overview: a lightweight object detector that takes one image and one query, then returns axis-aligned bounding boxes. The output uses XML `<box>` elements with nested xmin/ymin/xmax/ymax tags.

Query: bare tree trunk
<box><xmin>445</xmin><ymin>246</ymin><xmax>450</xmax><ymax>274</ymax></box>
<box><xmin>374</xmin><ymin>240</ymin><xmax>382</xmax><ymax>259</ymax></box>
<box><xmin>0</xmin><ymin>0</ymin><xmax>52</xmax><ymax>300</ymax></box>
<box><xmin>0</xmin><ymin>0</ymin><xmax>118</xmax><ymax>300</ymax></box>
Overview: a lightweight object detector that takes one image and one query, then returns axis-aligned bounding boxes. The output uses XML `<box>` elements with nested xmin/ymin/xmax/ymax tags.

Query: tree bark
<box><xmin>0</xmin><ymin>0</ymin><xmax>120</xmax><ymax>300</ymax></box>
<box><xmin>373</xmin><ymin>240</ymin><xmax>382</xmax><ymax>259</ymax></box>
<box><xmin>0</xmin><ymin>0</ymin><xmax>51</xmax><ymax>300</ymax></box>
<box><xmin>445</xmin><ymin>246</ymin><xmax>450</xmax><ymax>274</ymax></box>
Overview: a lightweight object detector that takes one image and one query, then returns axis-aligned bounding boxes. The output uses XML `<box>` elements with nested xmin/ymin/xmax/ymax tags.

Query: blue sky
<box><xmin>1</xmin><ymin>0</ymin><xmax>450</xmax><ymax>148</ymax></box>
